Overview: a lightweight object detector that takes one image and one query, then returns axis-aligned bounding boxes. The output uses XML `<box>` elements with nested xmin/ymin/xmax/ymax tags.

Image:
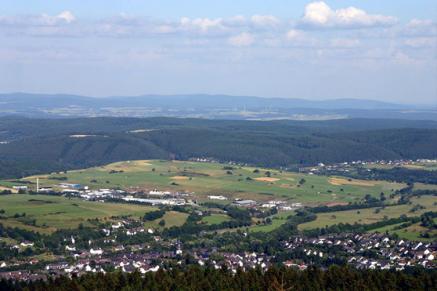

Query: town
<box><xmin>1</xmin><ymin>221</ymin><xmax>436</xmax><ymax>281</ymax></box>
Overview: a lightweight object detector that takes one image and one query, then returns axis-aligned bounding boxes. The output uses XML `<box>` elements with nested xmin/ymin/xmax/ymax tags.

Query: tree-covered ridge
<box><xmin>1</xmin><ymin>117</ymin><xmax>437</xmax><ymax>179</ymax></box>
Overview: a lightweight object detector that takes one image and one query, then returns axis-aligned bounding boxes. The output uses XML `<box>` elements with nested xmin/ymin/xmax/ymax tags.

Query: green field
<box><xmin>144</xmin><ymin>211</ymin><xmax>189</xmax><ymax>230</ymax></box>
<box><xmin>404</xmin><ymin>162</ymin><xmax>437</xmax><ymax>171</ymax></box>
<box><xmin>373</xmin><ymin>222</ymin><xmax>436</xmax><ymax>242</ymax></box>
<box><xmin>0</xmin><ymin>160</ymin><xmax>407</xmax><ymax>206</ymax></box>
<box><xmin>249</xmin><ymin>211</ymin><xmax>295</xmax><ymax>233</ymax></box>
<box><xmin>413</xmin><ymin>183</ymin><xmax>437</xmax><ymax>191</ymax></box>
<box><xmin>299</xmin><ymin>196</ymin><xmax>437</xmax><ymax>230</ymax></box>
<box><xmin>201</xmin><ymin>214</ymin><xmax>231</xmax><ymax>225</ymax></box>
<box><xmin>0</xmin><ymin>194</ymin><xmax>156</xmax><ymax>233</ymax></box>
<box><xmin>371</xmin><ymin>223</ymin><xmax>404</xmax><ymax>233</ymax></box>
<box><xmin>372</xmin><ymin>216</ymin><xmax>437</xmax><ymax>242</ymax></box>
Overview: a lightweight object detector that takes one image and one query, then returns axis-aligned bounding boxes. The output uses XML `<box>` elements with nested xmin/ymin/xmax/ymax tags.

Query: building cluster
<box><xmin>1</xmin><ymin>228</ymin><xmax>436</xmax><ymax>282</ymax></box>
<box><xmin>220</xmin><ymin>252</ymin><xmax>270</xmax><ymax>272</ymax></box>
<box><xmin>0</xmin><ymin>270</ymin><xmax>45</xmax><ymax>282</ymax></box>
<box><xmin>31</xmin><ymin>181</ymin><xmax>193</xmax><ymax>205</ymax></box>
<box><xmin>122</xmin><ymin>196</ymin><xmax>187</xmax><ymax>206</ymax></box>
<box><xmin>69</xmin><ymin>184</ymin><xmax>192</xmax><ymax>205</ymax></box>
<box><xmin>79</xmin><ymin>189</ymin><xmax>125</xmax><ymax>200</ymax></box>
<box><xmin>260</xmin><ymin>201</ymin><xmax>302</xmax><ymax>210</ymax></box>
<box><xmin>0</xmin><ymin>244</ymin><xmax>272</xmax><ymax>281</ymax></box>
<box><xmin>45</xmin><ymin>253</ymin><xmax>165</xmax><ymax>276</ymax></box>
<box><xmin>301</xmin><ymin>159</ymin><xmax>437</xmax><ymax>175</ymax></box>
<box><xmin>283</xmin><ymin>233</ymin><xmax>437</xmax><ymax>270</ymax></box>
<box><xmin>0</xmin><ymin>211</ymin><xmax>276</xmax><ymax>280</ymax></box>
<box><xmin>231</xmin><ymin>198</ymin><xmax>301</xmax><ymax>211</ymax></box>
<box><xmin>26</xmin><ymin>182</ymin><xmax>126</xmax><ymax>201</ymax></box>
<box><xmin>208</xmin><ymin>195</ymin><xmax>228</xmax><ymax>200</ymax></box>
<box><xmin>0</xmin><ymin>253</ymin><xmax>165</xmax><ymax>281</ymax></box>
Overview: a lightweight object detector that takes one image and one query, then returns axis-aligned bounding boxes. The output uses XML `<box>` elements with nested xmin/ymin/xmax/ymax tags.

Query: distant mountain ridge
<box><xmin>0</xmin><ymin>92</ymin><xmax>435</xmax><ymax>120</ymax></box>
<box><xmin>0</xmin><ymin>92</ymin><xmax>410</xmax><ymax>109</ymax></box>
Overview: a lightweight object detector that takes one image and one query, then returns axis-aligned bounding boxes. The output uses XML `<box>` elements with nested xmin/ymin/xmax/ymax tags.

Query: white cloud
<box><xmin>95</xmin><ymin>14</ymin><xmax>282</xmax><ymax>39</ymax></box>
<box><xmin>180</xmin><ymin>17</ymin><xmax>225</xmax><ymax>33</ymax></box>
<box><xmin>56</xmin><ymin>11</ymin><xmax>76</xmax><ymax>24</ymax></box>
<box><xmin>330</xmin><ymin>38</ymin><xmax>360</xmax><ymax>48</ymax></box>
<box><xmin>0</xmin><ymin>11</ymin><xmax>79</xmax><ymax>37</ymax></box>
<box><xmin>404</xmin><ymin>37</ymin><xmax>436</xmax><ymax>48</ymax></box>
<box><xmin>284</xmin><ymin>29</ymin><xmax>318</xmax><ymax>48</ymax></box>
<box><xmin>303</xmin><ymin>2</ymin><xmax>331</xmax><ymax>25</ymax></box>
<box><xmin>94</xmin><ymin>15</ymin><xmax>178</xmax><ymax>37</ymax></box>
<box><xmin>225</xmin><ymin>15</ymin><xmax>247</xmax><ymax>27</ymax></box>
<box><xmin>392</xmin><ymin>51</ymin><xmax>419</xmax><ymax>65</ymax></box>
<box><xmin>251</xmin><ymin>15</ymin><xmax>280</xmax><ymax>27</ymax></box>
<box><xmin>301</xmin><ymin>1</ymin><xmax>397</xmax><ymax>29</ymax></box>
<box><xmin>228</xmin><ymin>32</ymin><xmax>254</xmax><ymax>47</ymax></box>
<box><xmin>0</xmin><ymin>11</ymin><xmax>76</xmax><ymax>27</ymax></box>
<box><xmin>406</xmin><ymin>19</ymin><xmax>433</xmax><ymax>29</ymax></box>
<box><xmin>286</xmin><ymin>29</ymin><xmax>304</xmax><ymax>40</ymax></box>
<box><xmin>402</xmin><ymin>19</ymin><xmax>437</xmax><ymax>37</ymax></box>
<box><xmin>261</xmin><ymin>37</ymin><xmax>281</xmax><ymax>47</ymax></box>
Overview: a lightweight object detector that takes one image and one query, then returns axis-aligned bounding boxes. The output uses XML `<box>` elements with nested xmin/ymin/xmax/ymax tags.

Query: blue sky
<box><xmin>2</xmin><ymin>0</ymin><xmax>436</xmax><ymax>20</ymax></box>
<box><xmin>0</xmin><ymin>0</ymin><xmax>436</xmax><ymax>103</ymax></box>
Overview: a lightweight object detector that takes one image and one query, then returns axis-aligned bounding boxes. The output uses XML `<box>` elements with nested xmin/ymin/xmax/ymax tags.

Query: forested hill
<box><xmin>0</xmin><ymin>117</ymin><xmax>437</xmax><ymax>179</ymax></box>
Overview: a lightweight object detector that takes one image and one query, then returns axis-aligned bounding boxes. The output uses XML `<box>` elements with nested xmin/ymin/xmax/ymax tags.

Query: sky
<box><xmin>0</xmin><ymin>1</ymin><xmax>436</xmax><ymax>104</ymax></box>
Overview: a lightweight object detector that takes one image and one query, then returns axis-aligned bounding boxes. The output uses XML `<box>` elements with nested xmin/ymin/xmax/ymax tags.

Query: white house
<box><xmin>90</xmin><ymin>248</ymin><xmax>103</xmax><ymax>255</ymax></box>
<box><xmin>65</xmin><ymin>246</ymin><xmax>76</xmax><ymax>251</ymax></box>
<box><xmin>208</xmin><ymin>195</ymin><xmax>228</xmax><ymax>200</ymax></box>
<box><xmin>20</xmin><ymin>242</ymin><xmax>34</xmax><ymax>247</ymax></box>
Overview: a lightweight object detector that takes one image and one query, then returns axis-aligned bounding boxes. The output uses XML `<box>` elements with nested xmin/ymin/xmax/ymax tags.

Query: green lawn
<box><xmin>413</xmin><ymin>183</ymin><xmax>437</xmax><ymax>191</ymax></box>
<box><xmin>249</xmin><ymin>211</ymin><xmax>295</xmax><ymax>233</ymax></box>
<box><xmin>299</xmin><ymin>196</ymin><xmax>437</xmax><ymax>230</ymax></box>
<box><xmin>0</xmin><ymin>194</ymin><xmax>156</xmax><ymax>233</ymax></box>
<box><xmin>373</xmin><ymin>217</ymin><xmax>437</xmax><ymax>242</ymax></box>
<box><xmin>2</xmin><ymin>160</ymin><xmax>406</xmax><ymax>206</ymax></box>
<box><xmin>389</xmin><ymin>223</ymin><xmax>437</xmax><ymax>242</ymax></box>
<box><xmin>405</xmin><ymin>162</ymin><xmax>437</xmax><ymax>171</ymax></box>
<box><xmin>201</xmin><ymin>214</ymin><xmax>231</xmax><ymax>225</ymax></box>
<box><xmin>371</xmin><ymin>223</ymin><xmax>405</xmax><ymax>233</ymax></box>
<box><xmin>144</xmin><ymin>211</ymin><xmax>189</xmax><ymax>229</ymax></box>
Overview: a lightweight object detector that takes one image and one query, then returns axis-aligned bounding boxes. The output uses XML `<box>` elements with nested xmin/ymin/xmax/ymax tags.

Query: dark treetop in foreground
<box><xmin>2</xmin><ymin>265</ymin><xmax>436</xmax><ymax>291</ymax></box>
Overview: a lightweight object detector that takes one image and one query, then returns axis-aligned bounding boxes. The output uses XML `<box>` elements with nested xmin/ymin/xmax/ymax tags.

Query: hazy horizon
<box><xmin>2</xmin><ymin>91</ymin><xmax>436</xmax><ymax>107</ymax></box>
